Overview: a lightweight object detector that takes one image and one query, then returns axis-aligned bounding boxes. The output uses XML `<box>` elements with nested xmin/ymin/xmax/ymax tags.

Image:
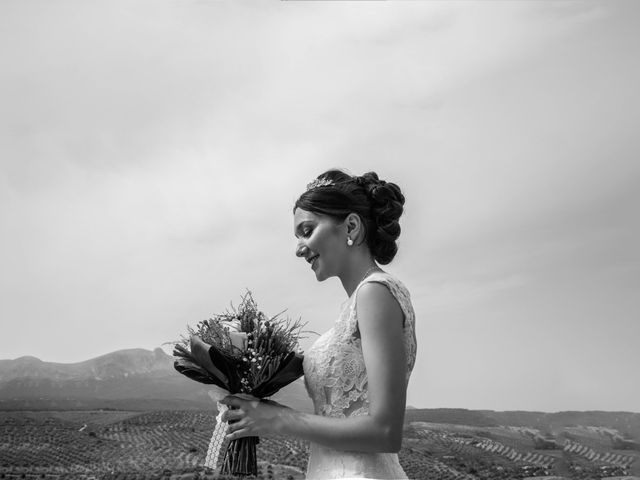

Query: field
<box><xmin>1</xmin><ymin>410</ymin><xmax>640</xmax><ymax>480</ymax></box>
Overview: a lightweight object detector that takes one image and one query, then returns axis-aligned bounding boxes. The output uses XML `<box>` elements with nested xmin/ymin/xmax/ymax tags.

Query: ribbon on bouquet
<box><xmin>203</xmin><ymin>387</ymin><xmax>264</xmax><ymax>471</ymax></box>
<box><xmin>204</xmin><ymin>387</ymin><xmax>231</xmax><ymax>471</ymax></box>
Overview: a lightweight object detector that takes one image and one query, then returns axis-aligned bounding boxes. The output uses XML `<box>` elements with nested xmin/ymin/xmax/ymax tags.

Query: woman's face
<box><xmin>294</xmin><ymin>208</ymin><xmax>347</xmax><ymax>281</ymax></box>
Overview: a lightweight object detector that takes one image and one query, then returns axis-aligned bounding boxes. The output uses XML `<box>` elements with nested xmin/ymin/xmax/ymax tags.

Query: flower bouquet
<box><xmin>172</xmin><ymin>291</ymin><xmax>305</xmax><ymax>477</ymax></box>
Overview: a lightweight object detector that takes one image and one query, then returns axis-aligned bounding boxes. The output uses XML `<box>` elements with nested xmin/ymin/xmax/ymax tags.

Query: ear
<box><xmin>344</xmin><ymin>213</ymin><xmax>364</xmax><ymax>242</ymax></box>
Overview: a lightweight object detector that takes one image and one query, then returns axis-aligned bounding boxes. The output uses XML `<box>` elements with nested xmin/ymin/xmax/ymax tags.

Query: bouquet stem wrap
<box><xmin>204</xmin><ymin>401</ymin><xmax>228</xmax><ymax>471</ymax></box>
<box><xmin>203</xmin><ymin>401</ymin><xmax>260</xmax><ymax>477</ymax></box>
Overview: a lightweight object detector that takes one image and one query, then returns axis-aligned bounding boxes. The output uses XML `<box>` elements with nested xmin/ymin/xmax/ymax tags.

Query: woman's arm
<box><xmin>222</xmin><ymin>282</ymin><xmax>407</xmax><ymax>453</ymax></box>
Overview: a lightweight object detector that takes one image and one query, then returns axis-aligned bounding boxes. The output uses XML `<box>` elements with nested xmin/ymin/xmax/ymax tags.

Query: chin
<box><xmin>314</xmin><ymin>268</ymin><xmax>335</xmax><ymax>282</ymax></box>
<box><xmin>315</xmin><ymin>272</ymin><xmax>329</xmax><ymax>282</ymax></box>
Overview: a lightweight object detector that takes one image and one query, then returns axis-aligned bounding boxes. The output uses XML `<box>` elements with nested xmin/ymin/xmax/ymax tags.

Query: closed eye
<box><xmin>295</xmin><ymin>222</ymin><xmax>314</xmax><ymax>239</ymax></box>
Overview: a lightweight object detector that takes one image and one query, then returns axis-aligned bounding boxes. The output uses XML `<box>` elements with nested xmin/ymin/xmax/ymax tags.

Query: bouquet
<box><xmin>172</xmin><ymin>291</ymin><xmax>305</xmax><ymax>477</ymax></box>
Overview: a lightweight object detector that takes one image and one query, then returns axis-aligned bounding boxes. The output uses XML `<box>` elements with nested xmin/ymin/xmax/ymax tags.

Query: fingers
<box><xmin>225</xmin><ymin>418</ymin><xmax>254</xmax><ymax>440</ymax></box>
<box><xmin>221</xmin><ymin>394</ymin><xmax>261</xmax><ymax>411</ymax></box>
<box><xmin>226</xmin><ymin>426</ymin><xmax>251</xmax><ymax>442</ymax></box>
<box><xmin>221</xmin><ymin>408</ymin><xmax>244</xmax><ymax>423</ymax></box>
<box><xmin>226</xmin><ymin>417</ymin><xmax>247</xmax><ymax>433</ymax></box>
<box><xmin>220</xmin><ymin>395</ymin><xmax>244</xmax><ymax>408</ymax></box>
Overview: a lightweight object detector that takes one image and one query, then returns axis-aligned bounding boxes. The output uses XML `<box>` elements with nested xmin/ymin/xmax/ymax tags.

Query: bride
<box><xmin>221</xmin><ymin>169</ymin><xmax>417</xmax><ymax>479</ymax></box>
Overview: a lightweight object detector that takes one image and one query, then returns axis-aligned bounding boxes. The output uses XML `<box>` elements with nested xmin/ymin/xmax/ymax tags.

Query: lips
<box><xmin>307</xmin><ymin>255</ymin><xmax>319</xmax><ymax>269</ymax></box>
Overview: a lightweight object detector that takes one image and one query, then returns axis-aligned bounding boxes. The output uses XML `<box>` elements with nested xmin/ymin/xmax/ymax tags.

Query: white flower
<box><xmin>229</xmin><ymin>331</ymin><xmax>248</xmax><ymax>351</ymax></box>
<box><xmin>219</xmin><ymin>319</ymin><xmax>242</xmax><ymax>333</ymax></box>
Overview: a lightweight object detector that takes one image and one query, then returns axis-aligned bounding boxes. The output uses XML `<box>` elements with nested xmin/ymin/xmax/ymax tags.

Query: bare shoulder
<box><xmin>355</xmin><ymin>281</ymin><xmax>404</xmax><ymax>327</ymax></box>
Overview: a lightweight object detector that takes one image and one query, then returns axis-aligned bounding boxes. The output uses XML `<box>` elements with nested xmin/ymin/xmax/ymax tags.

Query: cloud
<box><xmin>1</xmin><ymin>0</ymin><xmax>638</xmax><ymax>410</ymax></box>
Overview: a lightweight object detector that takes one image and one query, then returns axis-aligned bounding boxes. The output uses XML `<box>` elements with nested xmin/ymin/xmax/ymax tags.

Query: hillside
<box><xmin>405</xmin><ymin>409</ymin><xmax>640</xmax><ymax>436</ymax></box>
<box><xmin>2</xmin><ymin>409</ymin><xmax>640</xmax><ymax>479</ymax></box>
<box><xmin>0</xmin><ymin>348</ymin><xmax>313</xmax><ymax>412</ymax></box>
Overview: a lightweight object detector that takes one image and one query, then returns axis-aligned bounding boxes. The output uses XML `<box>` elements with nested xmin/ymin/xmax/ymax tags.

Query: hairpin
<box><xmin>306</xmin><ymin>178</ymin><xmax>334</xmax><ymax>191</ymax></box>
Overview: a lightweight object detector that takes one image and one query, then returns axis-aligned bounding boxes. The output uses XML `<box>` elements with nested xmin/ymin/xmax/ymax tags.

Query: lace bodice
<box><xmin>303</xmin><ymin>272</ymin><xmax>417</xmax><ymax>419</ymax></box>
<box><xmin>302</xmin><ymin>272</ymin><xmax>417</xmax><ymax>479</ymax></box>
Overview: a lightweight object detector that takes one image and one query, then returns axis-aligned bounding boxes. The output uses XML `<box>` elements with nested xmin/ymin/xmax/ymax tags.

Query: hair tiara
<box><xmin>306</xmin><ymin>178</ymin><xmax>334</xmax><ymax>191</ymax></box>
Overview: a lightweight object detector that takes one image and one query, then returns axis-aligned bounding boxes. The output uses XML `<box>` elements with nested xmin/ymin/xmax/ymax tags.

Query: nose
<box><xmin>296</xmin><ymin>240</ymin><xmax>308</xmax><ymax>258</ymax></box>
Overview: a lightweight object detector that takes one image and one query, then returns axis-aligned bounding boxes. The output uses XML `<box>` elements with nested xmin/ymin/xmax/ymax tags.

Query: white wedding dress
<box><xmin>303</xmin><ymin>272</ymin><xmax>417</xmax><ymax>480</ymax></box>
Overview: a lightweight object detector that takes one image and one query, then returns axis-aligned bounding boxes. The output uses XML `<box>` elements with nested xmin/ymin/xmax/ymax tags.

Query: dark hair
<box><xmin>294</xmin><ymin>169</ymin><xmax>405</xmax><ymax>265</ymax></box>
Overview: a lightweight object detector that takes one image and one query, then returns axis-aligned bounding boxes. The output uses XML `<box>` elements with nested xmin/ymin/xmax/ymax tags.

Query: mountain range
<box><xmin>0</xmin><ymin>347</ymin><xmax>313</xmax><ymax>412</ymax></box>
<box><xmin>2</xmin><ymin>348</ymin><xmax>639</xmax><ymax>437</ymax></box>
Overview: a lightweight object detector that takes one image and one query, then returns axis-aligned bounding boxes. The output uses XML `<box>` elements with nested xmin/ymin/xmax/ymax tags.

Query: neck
<box><xmin>340</xmin><ymin>252</ymin><xmax>380</xmax><ymax>297</ymax></box>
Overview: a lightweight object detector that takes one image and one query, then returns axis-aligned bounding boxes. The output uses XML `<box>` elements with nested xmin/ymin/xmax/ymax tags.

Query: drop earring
<box><xmin>347</xmin><ymin>237</ymin><xmax>354</xmax><ymax>246</ymax></box>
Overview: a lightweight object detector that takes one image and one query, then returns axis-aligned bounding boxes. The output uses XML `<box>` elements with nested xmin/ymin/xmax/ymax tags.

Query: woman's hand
<box><xmin>220</xmin><ymin>394</ymin><xmax>291</xmax><ymax>440</ymax></box>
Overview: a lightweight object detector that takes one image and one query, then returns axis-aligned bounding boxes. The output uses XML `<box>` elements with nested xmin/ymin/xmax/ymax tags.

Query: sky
<box><xmin>1</xmin><ymin>0</ymin><xmax>639</xmax><ymax>413</ymax></box>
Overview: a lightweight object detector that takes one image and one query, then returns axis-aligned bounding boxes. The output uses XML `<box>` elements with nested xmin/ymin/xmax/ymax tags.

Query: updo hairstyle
<box><xmin>294</xmin><ymin>170</ymin><xmax>405</xmax><ymax>265</ymax></box>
